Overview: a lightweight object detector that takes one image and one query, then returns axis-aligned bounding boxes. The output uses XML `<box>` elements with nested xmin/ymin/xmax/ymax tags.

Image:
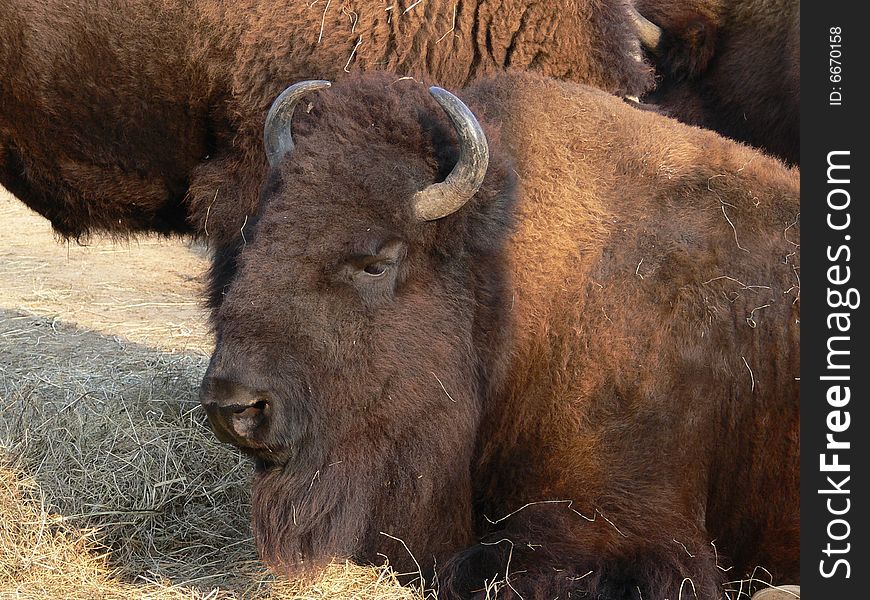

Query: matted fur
<box><xmin>0</xmin><ymin>0</ymin><xmax>651</xmax><ymax>245</ymax></box>
<box><xmin>636</xmin><ymin>0</ymin><xmax>800</xmax><ymax>164</ymax></box>
<box><xmin>202</xmin><ymin>71</ymin><xmax>800</xmax><ymax>599</ymax></box>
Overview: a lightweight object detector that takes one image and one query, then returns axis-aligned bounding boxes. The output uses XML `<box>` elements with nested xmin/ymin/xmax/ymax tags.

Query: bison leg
<box><xmin>437</xmin><ymin>506</ymin><xmax>724</xmax><ymax>599</ymax></box>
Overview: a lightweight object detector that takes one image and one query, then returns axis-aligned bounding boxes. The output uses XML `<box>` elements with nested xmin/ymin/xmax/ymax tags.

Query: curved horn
<box><xmin>413</xmin><ymin>87</ymin><xmax>490</xmax><ymax>221</ymax></box>
<box><xmin>264</xmin><ymin>80</ymin><xmax>331</xmax><ymax>167</ymax></box>
<box><xmin>629</xmin><ymin>5</ymin><xmax>663</xmax><ymax>55</ymax></box>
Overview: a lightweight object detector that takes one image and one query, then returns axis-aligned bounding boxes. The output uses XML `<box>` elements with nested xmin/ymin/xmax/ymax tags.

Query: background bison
<box><xmin>199</xmin><ymin>71</ymin><xmax>800</xmax><ymax>599</ymax></box>
<box><xmin>0</xmin><ymin>0</ymin><xmax>651</xmax><ymax>247</ymax></box>
<box><xmin>633</xmin><ymin>0</ymin><xmax>800</xmax><ymax>164</ymax></box>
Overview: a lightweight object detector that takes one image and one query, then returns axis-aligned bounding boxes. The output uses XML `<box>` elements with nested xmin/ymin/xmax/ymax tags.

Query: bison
<box><xmin>630</xmin><ymin>0</ymin><xmax>800</xmax><ymax>164</ymax></box>
<box><xmin>0</xmin><ymin>0</ymin><xmax>651</xmax><ymax>247</ymax></box>
<box><xmin>199</xmin><ymin>70</ymin><xmax>800</xmax><ymax>599</ymax></box>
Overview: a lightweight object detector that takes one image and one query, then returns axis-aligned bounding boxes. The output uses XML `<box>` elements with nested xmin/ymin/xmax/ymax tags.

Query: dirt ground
<box><xmin>0</xmin><ymin>188</ymin><xmax>212</xmax><ymax>355</ymax></box>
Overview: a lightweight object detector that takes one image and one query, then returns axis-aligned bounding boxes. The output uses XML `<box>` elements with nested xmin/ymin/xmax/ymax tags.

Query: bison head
<box><xmin>199</xmin><ymin>73</ymin><xmax>517</xmax><ymax>577</ymax></box>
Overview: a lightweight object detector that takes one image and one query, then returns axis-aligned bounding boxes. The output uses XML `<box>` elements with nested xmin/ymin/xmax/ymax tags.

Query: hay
<box><xmin>0</xmin><ymin>310</ymin><xmax>261</xmax><ymax>594</ymax></box>
<box><xmin>267</xmin><ymin>562</ymin><xmax>425</xmax><ymax>600</ymax></box>
<box><xmin>0</xmin><ymin>191</ymin><xmax>424</xmax><ymax>599</ymax></box>
<box><xmin>0</xmin><ymin>461</ymin><xmax>422</xmax><ymax>600</ymax></box>
<box><xmin>0</xmin><ymin>462</ymin><xmax>214</xmax><ymax>599</ymax></box>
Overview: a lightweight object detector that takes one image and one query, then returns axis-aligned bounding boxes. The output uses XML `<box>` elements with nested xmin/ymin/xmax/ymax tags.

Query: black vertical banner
<box><xmin>801</xmin><ymin>2</ymin><xmax>869</xmax><ymax>597</ymax></box>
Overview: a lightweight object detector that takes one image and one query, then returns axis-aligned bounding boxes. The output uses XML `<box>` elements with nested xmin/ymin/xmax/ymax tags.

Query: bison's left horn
<box><xmin>629</xmin><ymin>6</ymin><xmax>663</xmax><ymax>55</ymax></box>
<box><xmin>264</xmin><ymin>79</ymin><xmax>332</xmax><ymax>167</ymax></box>
<box><xmin>413</xmin><ymin>87</ymin><xmax>489</xmax><ymax>221</ymax></box>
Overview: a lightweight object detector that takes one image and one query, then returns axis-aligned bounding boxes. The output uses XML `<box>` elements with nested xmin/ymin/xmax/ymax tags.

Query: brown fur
<box><xmin>636</xmin><ymin>0</ymin><xmax>800</xmax><ymax>164</ymax></box>
<box><xmin>200</xmin><ymin>71</ymin><xmax>800</xmax><ymax>598</ymax></box>
<box><xmin>0</xmin><ymin>0</ymin><xmax>651</xmax><ymax>245</ymax></box>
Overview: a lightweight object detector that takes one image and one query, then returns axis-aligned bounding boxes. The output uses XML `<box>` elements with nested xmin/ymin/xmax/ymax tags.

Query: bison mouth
<box><xmin>241</xmin><ymin>439</ymin><xmax>301</xmax><ymax>474</ymax></box>
<box><xmin>253</xmin><ymin>456</ymin><xmax>278</xmax><ymax>471</ymax></box>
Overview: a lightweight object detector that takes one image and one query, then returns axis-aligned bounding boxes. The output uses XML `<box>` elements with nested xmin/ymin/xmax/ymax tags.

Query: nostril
<box><xmin>230</xmin><ymin>398</ymin><xmax>270</xmax><ymax>441</ymax></box>
<box><xmin>234</xmin><ymin>399</ymin><xmax>269</xmax><ymax>416</ymax></box>
<box><xmin>199</xmin><ymin>377</ymin><xmax>272</xmax><ymax>445</ymax></box>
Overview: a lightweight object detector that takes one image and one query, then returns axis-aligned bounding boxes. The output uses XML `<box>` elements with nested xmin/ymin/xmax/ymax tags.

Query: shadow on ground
<box><xmin>0</xmin><ymin>309</ymin><xmax>263</xmax><ymax>594</ymax></box>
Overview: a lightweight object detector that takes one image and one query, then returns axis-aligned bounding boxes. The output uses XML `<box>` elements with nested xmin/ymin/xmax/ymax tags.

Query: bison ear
<box><xmin>264</xmin><ymin>80</ymin><xmax>331</xmax><ymax>167</ymax></box>
<box><xmin>659</xmin><ymin>19</ymin><xmax>718</xmax><ymax>78</ymax></box>
<box><xmin>631</xmin><ymin>5</ymin><xmax>718</xmax><ymax>79</ymax></box>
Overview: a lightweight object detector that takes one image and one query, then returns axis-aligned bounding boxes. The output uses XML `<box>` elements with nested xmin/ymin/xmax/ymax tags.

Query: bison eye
<box><xmin>363</xmin><ymin>261</ymin><xmax>389</xmax><ymax>277</ymax></box>
<box><xmin>343</xmin><ymin>238</ymin><xmax>407</xmax><ymax>300</ymax></box>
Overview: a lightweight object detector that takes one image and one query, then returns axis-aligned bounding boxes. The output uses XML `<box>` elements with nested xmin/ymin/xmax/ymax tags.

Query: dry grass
<box><xmin>267</xmin><ymin>563</ymin><xmax>424</xmax><ymax>600</ymax></box>
<box><xmin>0</xmin><ymin>462</ymin><xmax>214</xmax><ymax>600</ymax></box>
<box><xmin>0</xmin><ymin>460</ymin><xmax>422</xmax><ymax>600</ymax></box>
<box><xmin>0</xmin><ymin>311</ymin><xmax>259</xmax><ymax>592</ymax></box>
<box><xmin>0</xmin><ymin>190</ymin><xmax>425</xmax><ymax>599</ymax></box>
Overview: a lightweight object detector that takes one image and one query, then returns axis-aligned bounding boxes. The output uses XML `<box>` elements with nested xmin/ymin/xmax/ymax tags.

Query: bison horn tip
<box><xmin>629</xmin><ymin>6</ymin><xmax>663</xmax><ymax>55</ymax></box>
<box><xmin>264</xmin><ymin>79</ymin><xmax>332</xmax><ymax>168</ymax></box>
<box><xmin>413</xmin><ymin>86</ymin><xmax>489</xmax><ymax>222</ymax></box>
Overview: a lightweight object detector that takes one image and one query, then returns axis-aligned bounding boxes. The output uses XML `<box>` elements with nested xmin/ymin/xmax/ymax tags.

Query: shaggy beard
<box><xmin>250</xmin><ymin>459</ymin><xmax>373</xmax><ymax>574</ymax></box>
<box><xmin>249</xmin><ymin>441</ymin><xmax>477</xmax><ymax>583</ymax></box>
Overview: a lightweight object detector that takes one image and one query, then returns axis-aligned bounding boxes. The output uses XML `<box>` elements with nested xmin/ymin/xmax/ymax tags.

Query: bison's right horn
<box><xmin>629</xmin><ymin>5</ymin><xmax>663</xmax><ymax>55</ymax></box>
<box><xmin>264</xmin><ymin>80</ymin><xmax>331</xmax><ymax>168</ymax></box>
<box><xmin>413</xmin><ymin>87</ymin><xmax>489</xmax><ymax>222</ymax></box>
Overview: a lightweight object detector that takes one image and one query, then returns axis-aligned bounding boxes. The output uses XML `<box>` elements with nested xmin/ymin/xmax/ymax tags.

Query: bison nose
<box><xmin>199</xmin><ymin>377</ymin><xmax>271</xmax><ymax>448</ymax></box>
